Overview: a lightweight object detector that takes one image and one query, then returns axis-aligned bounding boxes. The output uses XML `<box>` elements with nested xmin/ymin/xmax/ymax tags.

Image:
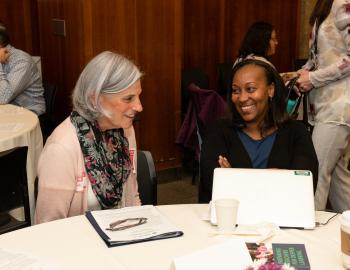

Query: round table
<box><xmin>0</xmin><ymin>104</ymin><xmax>43</xmax><ymax>221</ymax></box>
<box><xmin>0</xmin><ymin>204</ymin><xmax>344</xmax><ymax>269</ymax></box>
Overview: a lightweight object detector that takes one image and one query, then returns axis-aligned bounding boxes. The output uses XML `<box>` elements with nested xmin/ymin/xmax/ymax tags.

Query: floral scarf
<box><xmin>70</xmin><ymin>111</ymin><xmax>131</xmax><ymax>209</ymax></box>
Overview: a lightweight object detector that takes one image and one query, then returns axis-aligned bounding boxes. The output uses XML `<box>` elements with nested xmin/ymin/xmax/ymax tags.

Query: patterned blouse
<box><xmin>304</xmin><ymin>0</ymin><xmax>350</xmax><ymax>126</ymax></box>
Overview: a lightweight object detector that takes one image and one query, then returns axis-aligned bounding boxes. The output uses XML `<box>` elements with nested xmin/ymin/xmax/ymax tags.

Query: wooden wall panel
<box><xmin>37</xmin><ymin>0</ymin><xmax>183</xmax><ymax>170</ymax></box>
<box><xmin>184</xmin><ymin>0</ymin><xmax>300</xmax><ymax>90</ymax></box>
<box><xmin>35</xmin><ymin>0</ymin><xmax>300</xmax><ymax>171</ymax></box>
<box><xmin>60</xmin><ymin>0</ymin><xmax>86</xmax><ymax>115</ymax></box>
<box><xmin>135</xmin><ymin>0</ymin><xmax>182</xmax><ymax>170</ymax></box>
<box><xmin>184</xmin><ymin>0</ymin><xmax>226</xmax><ymax>87</ymax></box>
<box><xmin>37</xmin><ymin>0</ymin><xmax>65</xmax><ymax>120</ymax></box>
<box><xmin>37</xmin><ymin>0</ymin><xmax>102</xmax><ymax>121</ymax></box>
<box><xmin>0</xmin><ymin>0</ymin><xmax>40</xmax><ymax>55</ymax></box>
<box><xmin>89</xmin><ymin>0</ymin><xmax>137</xmax><ymax>59</ymax></box>
<box><xmin>226</xmin><ymin>0</ymin><xmax>299</xmax><ymax>73</ymax></box>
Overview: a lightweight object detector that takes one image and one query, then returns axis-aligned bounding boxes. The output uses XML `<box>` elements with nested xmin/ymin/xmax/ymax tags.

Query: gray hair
<box><xmin>72</xmin><ymin>51</ymin><xmax>142</xmax><ymax>121</ymax></box>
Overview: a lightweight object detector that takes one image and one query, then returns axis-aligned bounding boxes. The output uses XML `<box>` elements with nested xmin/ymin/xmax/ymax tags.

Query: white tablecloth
<box><xmin>0</xmin><ymin>104</ymin><xmax>43</xmax><ymax>222</ymax></box>
<box><xmin>0</xmin><ymin>204</ymin><xmax>344</xmax><ymax>269</ymax></box>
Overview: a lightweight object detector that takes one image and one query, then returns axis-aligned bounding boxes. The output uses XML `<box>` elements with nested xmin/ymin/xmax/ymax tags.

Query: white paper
<box><xmin>90</xmin><ymin>205</ymin><xmax>181</xmax><ymax>242</ymax></box>
<box><xmin>0</xmin><ymin>248</ymin><xmax>61</xmax><ymax>270</ymax></box>
<box><xmin>234</xmin><ymin>222</ymin><xmax>280</xmax><ymax>243</ymax></box>
<box><xmin>172</xmin><ymin>239</ymin><xmax>253</xmax><ymax>270</ymax></box>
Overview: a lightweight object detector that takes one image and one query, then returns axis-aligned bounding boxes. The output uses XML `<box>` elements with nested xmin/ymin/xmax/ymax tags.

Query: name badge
<box><xmin>76</xmin><ymin>171</ymin><xmax>88</xmax><ymax>192</ymax></box>
<box><xmin>129</xmin><ymin>148</ymin><xmax>136</xmax><ymax>174</ymax></box>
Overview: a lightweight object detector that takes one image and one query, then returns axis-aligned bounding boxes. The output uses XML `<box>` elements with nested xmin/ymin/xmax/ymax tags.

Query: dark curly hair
<box><xmin>227</xmin><ymin>59</ymin><xmax>290</xmax><ymax>137</ymax></box>
<box><xmin>238</xmin><ymin>21</ymin><xmax>274</xmax><ymax>59</ymax></box>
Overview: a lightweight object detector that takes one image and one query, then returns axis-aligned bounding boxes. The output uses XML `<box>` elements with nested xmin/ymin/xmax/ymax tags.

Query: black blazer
<box><xmin>199</xmin><ymin>119</ymin><xmax>318</xmax><ymax>203</ymax></box>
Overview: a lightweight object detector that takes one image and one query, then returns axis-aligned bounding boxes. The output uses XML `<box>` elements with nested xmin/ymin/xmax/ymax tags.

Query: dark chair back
<box><xmin>181</xmin><ymin>68</ymin><xmax>209</xmax><ymax>121</ymax></box>
<box><xmin>35</xmin><ymin>151</ymin><xmax>158</xmax><ymax>207</ymax></box>
<box><xmin>137</xmin><ymin>150</ymin><xmax>157</xmax><ymax>205</ymax></box>
<box><xmin>43</xmin><ymin>82</ymin><xmax>57</xmax><ymax>117</ymax></box>
<box><xmin>217</xmin><ymin>62</ymin><xmax>233</xmax><ymax>98</ymax></box>
<box><xmin>187</xmin><ymin>83</ymin><xmax>228</xmax><ymax>140</ymax></box>
<box><xmin>39</xmin><ymin>82</ymin><xmax>58</xmax><ymax>141</ymax></box>
<box><xmin>293</xmin><ymin>58</ymin><xmax>307</xmax><ymax>71</ymax></box>
<box><xmin>0</xmin><ymin>147</ymin><xmax>30</xmax><ymax>234</ymax></box>
<box><xmin>176</xmin><ymin>83</ymin><xmax>228</xmax><ymax>184</ymax></box>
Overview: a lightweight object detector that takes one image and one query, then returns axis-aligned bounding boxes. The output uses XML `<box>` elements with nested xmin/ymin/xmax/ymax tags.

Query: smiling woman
<box><xmin>98</xmin><ymin>81</ymin><xmax>143</xmax><ymax>130</ymax></box>
<box><xmin>35</xmin><ymin>51</ymin><xmax>143</xmax><ymax>224</ymax></box>
<box><xmin>229</xmin><ymin>60</ymin><xmax>288</xmax><ymax>140</ymax></box>
<box><xmin>198</xmin><ymin>59</ymin><xmax>319</xmax><ymax>203</ymax></box>
<box><xmin>231</xmin><ymin>64</ymin><xmax>275</xmax><ymax>136</ymax></box>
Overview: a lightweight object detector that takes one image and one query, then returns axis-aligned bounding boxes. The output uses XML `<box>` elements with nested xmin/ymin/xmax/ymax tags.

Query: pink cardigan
<box><xmin>34</xmin><ymin>117</ymin><xmax>140</xmax><ymax>224</ymax></box>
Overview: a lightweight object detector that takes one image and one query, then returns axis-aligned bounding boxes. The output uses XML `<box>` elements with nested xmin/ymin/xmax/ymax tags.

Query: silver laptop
<box><xmin>211</xmin><ymin>168</ymin><xmax>315</xmax><ymax>229</ymax></box>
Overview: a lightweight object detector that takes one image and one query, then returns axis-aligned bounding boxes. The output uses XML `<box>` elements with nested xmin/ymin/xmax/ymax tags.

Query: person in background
<box><xmin>198</xmin><ymin>59</ymin><xmax>318</xmax><ymax>203</ymax></box>
<box><xmin>234</xmin><ymin>21</ymin><xmax>278</xmax><ymax>68</ymax></box>
<box><xmin>0</xmin><ymin>21</ymin><xmax>6</xmax><ymax>30</ymax></box>
<box><xmin>297</xmin><ymin>0</ymin><xmax>350</xmax><ymax>212</ymax></box>
<box><xmin>35</xmin><ymin>51</ymin><xmax>143</xmax><ymax>223</ymax></box>
<box><xmin>0</xmin><ymin>28</ymin><xmax>45</xmax><ymax>115</ymax></box>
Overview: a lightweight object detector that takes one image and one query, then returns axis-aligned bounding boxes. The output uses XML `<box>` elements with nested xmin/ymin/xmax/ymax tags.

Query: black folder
<box><xmin>86</xmin><ymin>207</ymin><xmax>184</xmax><ymax>248</ymax></box>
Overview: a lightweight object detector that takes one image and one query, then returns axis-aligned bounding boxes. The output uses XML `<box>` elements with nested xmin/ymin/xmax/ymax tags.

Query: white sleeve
<box><xmin>310</xmin><ymin>3</ymin><xmax>350</xmax><ymax>88</ymax></box>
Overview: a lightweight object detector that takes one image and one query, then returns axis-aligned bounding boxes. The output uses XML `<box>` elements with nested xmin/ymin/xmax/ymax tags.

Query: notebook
<box><xmin>210</xmin><ymin>168</ymin><xmax>315</xmax><ymax>229</ymax></box>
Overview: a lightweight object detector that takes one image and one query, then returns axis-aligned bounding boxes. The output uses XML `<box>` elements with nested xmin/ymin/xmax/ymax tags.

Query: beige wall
<box><xmin>298</xmin><ymin>0</ymin><xmax>317</xmax><ymax>58</ymax></box>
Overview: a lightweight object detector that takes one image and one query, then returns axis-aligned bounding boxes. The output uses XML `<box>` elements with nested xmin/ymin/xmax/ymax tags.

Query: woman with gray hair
<box><xmin>35</xmin><ymin>51</ymin><xmax>143</xmax><ymax>224</ymax></box>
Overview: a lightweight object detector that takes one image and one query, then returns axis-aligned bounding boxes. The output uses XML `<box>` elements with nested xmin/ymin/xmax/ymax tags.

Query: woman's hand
<box><xmin>218</xmin><ymin>155</ymin><xmax>231</xmax><ymax>168</ymax></box>
<box><xmin>281</xmin><ymin>72</ymin><xmax>298</xmax><ymax>83</ymax></box>
<box><xmin>297</xmin><ymin>70</ymin><xmax>314</xmax><ymax>92</ymax></box>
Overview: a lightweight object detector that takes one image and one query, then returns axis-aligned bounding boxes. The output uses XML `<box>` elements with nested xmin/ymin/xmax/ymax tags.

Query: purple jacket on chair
<box><xmin>176</xmin><ymin>83</ymin><xmax>228</xmax><ymax>157</ymax></box>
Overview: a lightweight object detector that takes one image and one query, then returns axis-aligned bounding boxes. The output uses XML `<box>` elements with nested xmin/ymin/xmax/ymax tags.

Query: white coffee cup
<box><xmin>215</xmin><ymin>198</ymin><xmax>239</xmax><ymax>232</ymax></box>
<box><xmin>340</xmin><ymin>210</ymin><xmax>350</xmax><ymax>268</ymax></box>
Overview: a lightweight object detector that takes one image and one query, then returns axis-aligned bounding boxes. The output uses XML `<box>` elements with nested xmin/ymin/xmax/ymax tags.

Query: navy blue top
<box><xmin>199</xmin><ymin>119</ymin><xmax>319</xmax><ymax>203</ymax></box>
<box><xmin>237</xmin><ymin>129</ymin><xmax>276</xmax><ymax>168</ymax></box>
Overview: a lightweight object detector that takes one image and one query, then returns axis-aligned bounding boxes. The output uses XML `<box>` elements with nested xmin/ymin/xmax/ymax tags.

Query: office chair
<box><xmin>177</xmin><ymin>83</ymin><xmax>228</xmax><ymax>184</ymax></box>
<box><xmin>137</xmin><ymin>150</ymin><xmax>157</xmax><ymax>205</ymax></box>
<box><xmin>217</xmin><ymin>62</ymin><xmax>233</xmax><ymax>98</ymax></box>
<box><xmin>181</xmin><ymin>68</ymin><xmax>209</xmax><ymax>121</ymax></box>
<box><xmin>39</xmin><ymin>81</ymin><xmax>58</xmax><ymax>141</ymax></box>
<box><xmin>0</xmin><ymin>147</ymin><xmax>31</xmax><ymax>234</ymax></box>
<box><xmin>34</xmin><ymin>151</ymin><xmax>157</xmax><ymax>207</ymax></box>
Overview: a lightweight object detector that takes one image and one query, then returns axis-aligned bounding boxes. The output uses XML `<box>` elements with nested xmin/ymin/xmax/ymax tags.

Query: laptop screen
<box><xmin>211</xmin><ymin>168</ymin><xmax>315</xmax><ymax>229</ymax></box>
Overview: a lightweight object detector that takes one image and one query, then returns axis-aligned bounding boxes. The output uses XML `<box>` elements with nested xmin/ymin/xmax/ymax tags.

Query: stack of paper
<box><xmin>86</xmin><ymin>205</ymin><xmax>183</xmax><ymax>247</ymax></box>
<box><xmin>172</xmin><ymin>239</ymin><xmax>253</xmax><ymax>270</ymax></box>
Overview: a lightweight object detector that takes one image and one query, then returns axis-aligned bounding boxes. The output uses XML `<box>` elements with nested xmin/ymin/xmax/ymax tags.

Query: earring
<box><xmin>269</xmin><ymin>96</ymin><xmax>273</xmax><ymax>102</ymax></box>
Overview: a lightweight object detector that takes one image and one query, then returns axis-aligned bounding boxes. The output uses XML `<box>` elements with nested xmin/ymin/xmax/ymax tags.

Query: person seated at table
<box><xmin>233</xmin><ymin>21</ymin><xmax>278</xmax><ymax>68</ymax></box>
<box><xmin>35</xmin><ymin>51</ymin><xmax>143</xmax><ymax>224</ymax></box>
<box><xmin>0</xmin><ymin>28</ymin><xmax>45</xmax><ymax>115</ymax></box>
<box><xmin>198</xmin><ymin>59</ymin><xmax>318</xmax><ymax>203</ymax></box>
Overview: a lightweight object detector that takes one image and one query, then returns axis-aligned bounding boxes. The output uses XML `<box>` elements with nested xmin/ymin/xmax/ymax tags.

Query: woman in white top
<box><xmin>297</xmin><ymin>0</ymin><xmax>350</xmax><ymax>212</ymax></box>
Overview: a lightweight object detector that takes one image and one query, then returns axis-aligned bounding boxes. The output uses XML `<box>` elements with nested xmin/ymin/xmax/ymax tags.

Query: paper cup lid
<box><xmin>341</xmin><ymin>210</ymin><xmax>350</xmax><ymax>225</ymax></box>
<box><xmin>214</xmin><ymin>198</ymin><xmax>239</xmax><ymax>207</ymax></box>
